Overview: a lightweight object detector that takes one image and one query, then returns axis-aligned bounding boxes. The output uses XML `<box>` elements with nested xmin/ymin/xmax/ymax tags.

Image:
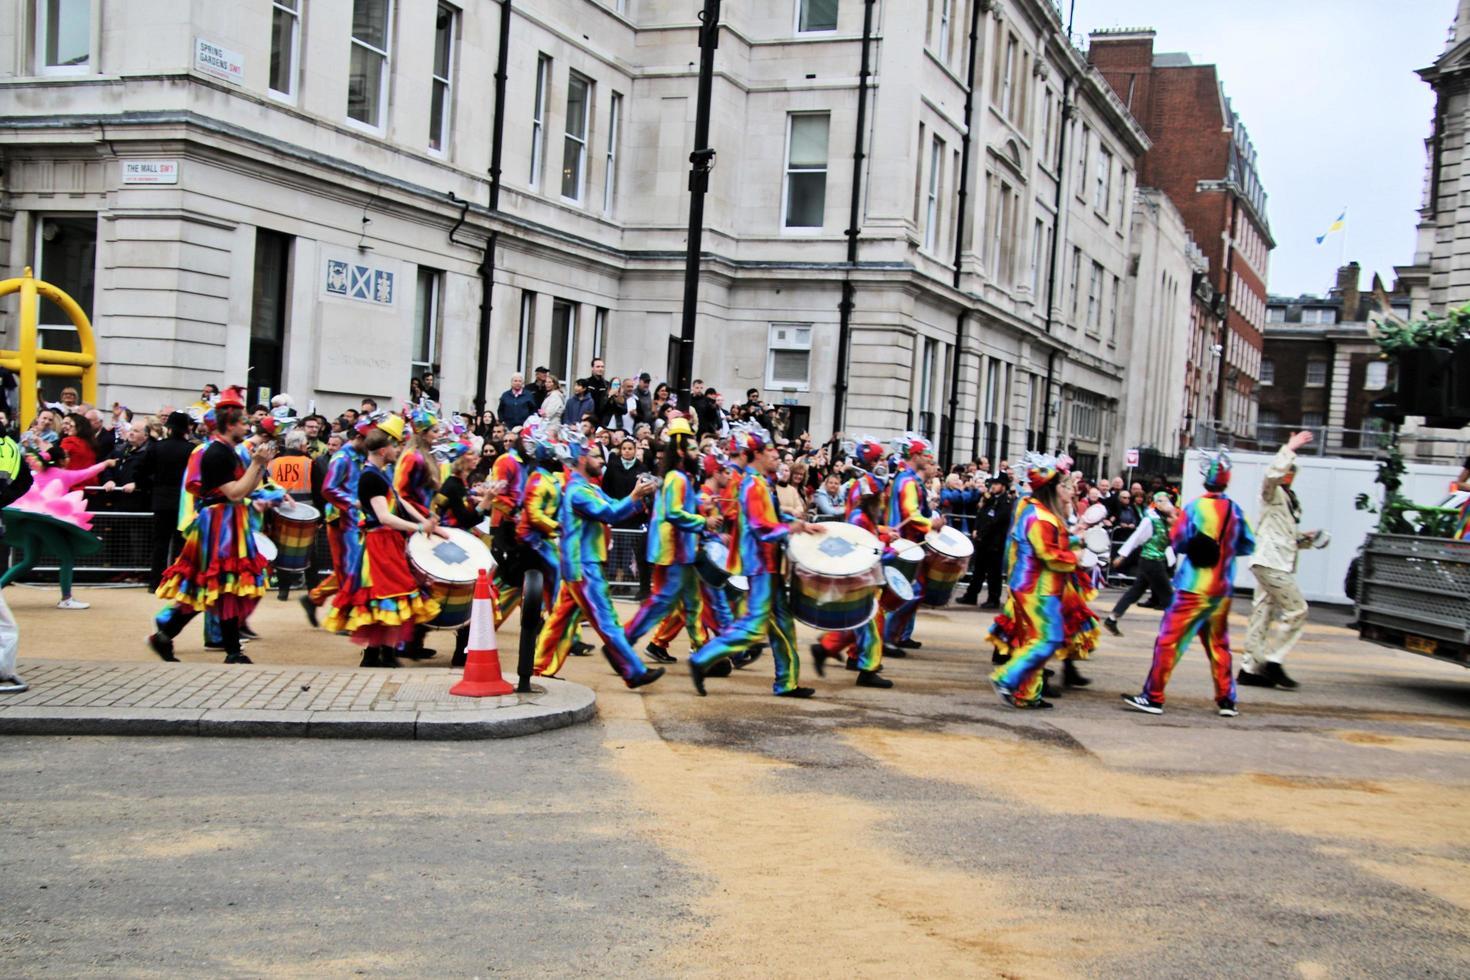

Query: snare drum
<box><xmin>786</xmin><ymin>523</ymin><xmax>884</xmax><ymax>631</ymax></box>
<box><xmin>919</xmin><ymin>525</ymin><xmax>975</xmax><ymax>606</ymax></box>
<box><xmin>252</xmin><ymin>531</ymin><xmax>278</xmax><ymax>564</ymax></box>
<box><xmin>407</xmin><ymin>527</ymin><xmax>496</xmax><ymax>630</ymax></box>
<box><xmin>270</xmin><ymin>499</ymin><xmax>320</xmax><ymax>572</ymax></box>
<box><xmin>696</xmin><ymin>538</ymin><xmax>732</xmax><ymax>588</ymax></box>
<box><xmin>727</xmin><ymin>574</ymin><xmax>750</xmax><ymax>594</ymax></box>
<box><xmin>889</xmin><ymin>538</ymin><xmax>924</xmax><ymax>583</ymax></box>
<box><xmin>879</xmin><ymin>563</ymin><xmax>915</xmax><ymax>612</ymax></box>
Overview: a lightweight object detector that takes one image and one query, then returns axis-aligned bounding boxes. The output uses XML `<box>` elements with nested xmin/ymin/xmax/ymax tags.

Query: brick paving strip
<box><xmin>0</xmin><ymin>661</ymin><xmax>596</xmax><ymax>740</ymax></box>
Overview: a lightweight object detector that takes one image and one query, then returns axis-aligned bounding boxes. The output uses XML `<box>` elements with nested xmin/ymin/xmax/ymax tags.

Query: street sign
<box><xmin>122</xmin><ymin>160</ymin><xmax>179</xmax><ymax>185</ymax></box>
<box><xmin>1125</xmin><ymin>448</ymin><xmax>1140</xmax><ymax>467</ymax></box>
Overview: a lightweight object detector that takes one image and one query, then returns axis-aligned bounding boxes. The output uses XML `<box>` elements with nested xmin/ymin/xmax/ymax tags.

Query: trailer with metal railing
<box><xmin>1353</xmin><ymin>532</ymin><xmax>1470</xmax><ymax>668</ymax></box>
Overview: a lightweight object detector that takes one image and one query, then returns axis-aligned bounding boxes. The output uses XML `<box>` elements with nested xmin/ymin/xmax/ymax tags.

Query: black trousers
<box><xmin>1110</xmin><ymin>557</ymin><xmax>1174</xmax><ymax>619</ymax></box>
<box><xmin>961</xmin><ymin>547</ymin><xmax>1005</xmax><ymax>604</ymax></box>
<box><xmin>149</xmin><ymin>509</ymin><xmax>183</xmax><ymax>592</ymax></box>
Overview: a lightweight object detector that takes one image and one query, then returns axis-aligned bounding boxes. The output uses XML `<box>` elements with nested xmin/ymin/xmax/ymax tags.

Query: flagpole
<box><xmin>1339</xmin><ymin>206</ymin><xmax>1348</xmax><ymax>270</ymax></box>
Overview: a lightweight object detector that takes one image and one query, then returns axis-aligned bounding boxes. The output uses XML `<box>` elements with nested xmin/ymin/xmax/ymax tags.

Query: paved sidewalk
<box><xmin>0</xmin><ymin>660</ymin><xmax>596</xmax><ymax>739</ymax></box>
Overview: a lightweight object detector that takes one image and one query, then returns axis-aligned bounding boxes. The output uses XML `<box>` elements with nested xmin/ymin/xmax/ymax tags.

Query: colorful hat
<box><xmin>851</xmin><ymin>472</ymin><xmax>883</xmax><ymax>498</ymax></box>
<box><xmin>729</xmin><ymin>422</ymin><xmax>771</xmax><ymax>455</ymax></box>
<box><xmin>1200</xmin><ymin>449</ymin><xmax>1232</xmax><ymax>487</ymax></box>
<box><xmin>406</xmin><ymin>403</ymin><xmax>439</xmax><ymax>434</ymax></box>
<box><xmin>1023</xmin><ymin>451</ymin><xmax>1068</xmax><ymax>488</ymax></box>
<box><xmin>665</xmin><ymin>416</ymin><xmax>695</xmax><ymax>440</ymax></box>
<box><xmin>1151</xmin><ymin>491</ymin><xmax>1172</xmax><ymax>506</ymax></box>
<box><xmin>214</xmin><ymin>385</ymin><xmax>247</xmax><ymax>409</ymax></box>
<box><xmin>892</xmin><ymin>432</ymin><xmax>933</xmax><ymax>459</ymax></box>
<box><xmin>376</xmin><ymin>414</ymin><xmax>406</xmax><ymax>442</ymax></box>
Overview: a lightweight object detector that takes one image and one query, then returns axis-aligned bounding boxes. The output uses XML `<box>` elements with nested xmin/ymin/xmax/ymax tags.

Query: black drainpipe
<box><xmin>469</xmin><ymin>0</ymin><xmax>512</xmax><ymax>418</ymax></box>
<box><xmin>1039</xmin><ymin>72</ymin><xmax>1072</xmax><ymax>450</ymax></box>
<box><xmin>943</xmin><ymin>0</ymin><xmax>985</xmax><ymax>469</ymax></box>
<box><xmin>832</xmin><ymin>0</ymin><xmax>876</xmax><ymax>437</ymax></box>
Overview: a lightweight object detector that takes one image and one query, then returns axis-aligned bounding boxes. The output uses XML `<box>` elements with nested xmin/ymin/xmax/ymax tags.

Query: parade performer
<box><xmin>301</xmin><ymin>417</ymin><xmax>367</xmax><ymax>625</ymax></box>
<box><xmin>0</xmin><ymin>429</ymin><xmax>34</xmax><ymax>692</ymax></box>
<box><xmin>843</xmin><ymin>436</ymin><xmax>886</xmax><ymax>517</ymax></box>
<box><xmin>1123</xmin><ymin>450</ymin><xmax>1255</xmax><ymax>717</ymax></box>
<box><xmin>988</xmin><ymin>454</ymin><xmax>1081</xmax><ymax>709</ymax></box>
<box><xmin>1240</xmin><ymin>430</ymin><xmax>1320</xmax><ymax>690</ymax></box>
<box><xmin>148</xmin><ymin>397</ymin><xmax>276</xmax><ymax>665</ymax></box>
<box><xmin>883</xmin><ymin>434</ymin><xmax>945</xmax><ymax>653</ymax></box>
<box><xmin>433</xmin><ymin>436</ymin><xmax>491</xmax><ymax>668</ymax></box>
<box><xmin>391</xmin><ymin>405</ymin><xmax>443</xmax><ymax>660</ymax></box>
<box><xmin>643</xmin><ymin>451</ymin><xmax>739</xmax><ymax>662</ymax></box>
<box><xmin>1103</xmin><ymin>491</ymin><xmax>1178</xmax><ymax>636</ymax></box>
<box><xmin>531</xmin><ymin>436</ymin><xmax>664</xmax><ymax>688</ymax></box>
<box><xmin>1053</xmin><ymin>472</ymin><xmax>1101</xmax><ymax>691</ymax></box>
<box><xmin>689</xmin><ymin>423</ymin><xmax>822</xmax><ymax>698</ymax></box>
<box><xmin>487</xmin><ymin>424</ymin><xmax>531</xmax><ymax>616</ymax></box>
<box><xmin>0</xmin><ymin>450</ymin><xmax>113</xmax><ymax>609</ymax></box>
<box><xmin>812</xmin><ymin>471</ymin><xmax>895</xmax><ymax>688</ymax></box>
<box><xmin>324</xmin><ymin>418</ymin><xmax>444</xmax><ymax>668</ymax></box>
<box><xmin>622</xmin><ymin>417</ymin><xmax>723</xmax><ymax>662</ymax></box>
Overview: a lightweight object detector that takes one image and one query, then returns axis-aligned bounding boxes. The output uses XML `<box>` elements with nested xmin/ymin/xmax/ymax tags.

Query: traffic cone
<box><xmin>450</xmin><ymin>569</ymin><xmax>515</xmax><ymax>697</ymax></box>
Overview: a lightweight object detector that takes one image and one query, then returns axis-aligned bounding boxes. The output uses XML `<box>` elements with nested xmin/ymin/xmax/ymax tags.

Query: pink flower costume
<box><xmin>0</xmin><ymin>460</ymin><xmax>111</xmax><ymax>597</ymax></box>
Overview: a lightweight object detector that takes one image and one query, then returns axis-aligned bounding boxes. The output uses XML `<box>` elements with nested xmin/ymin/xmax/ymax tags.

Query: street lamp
<box><xmin>674</xmin><ymin>0</ymin><xmax>722</xmax><ymax>411</ymax></box>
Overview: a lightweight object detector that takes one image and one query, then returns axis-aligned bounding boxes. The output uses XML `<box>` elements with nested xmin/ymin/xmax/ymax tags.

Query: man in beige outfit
<box><xmin>1239</xmin><ymin>430</ymin><xmax>1323</xmax><ymax>689</ymax></box>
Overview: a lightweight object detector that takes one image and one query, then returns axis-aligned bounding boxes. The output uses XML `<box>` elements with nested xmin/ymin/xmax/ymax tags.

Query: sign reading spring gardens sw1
<box><xmin>121</xmin><ymin>160</ymin><xmax>179</xmax><ymax>185</ymax></box>
<box><xmin>195</xmin><ymin>38</ymin><xmax>244</xmax><ymax>84</ymax></box>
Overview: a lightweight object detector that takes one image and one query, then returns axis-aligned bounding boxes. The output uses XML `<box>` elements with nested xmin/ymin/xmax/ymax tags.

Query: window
<box><xmin>593</xmin><ymin>307</ymin><xmax>608</xmax><ymax>358</ymax></box>
<box><xmin>1260</xmin><ymin>358</ymin><xmax>1275</xmax><ymax>386</ymax></box>
<box><xmin>1266</xmin><ymin>306</ymin><xmax>1286</xmax><ymax>323</ymax></box>
<box><xmin>429</xmin><ymin>3</ymin><xmax>455</xmax><ymax>153</ymax></box>
<box><xmin>413</xmin><ymin>267</ymin><xmax>442</xmax><ymax>377</ymax></box>
<box><xmin>784</xmin><ymin>113</ymin><xmax>830</xmax><ymax>229</ymax></box>
<box><xmin>33</xmin><ymin>216</ymin><xmax>95</xmax><ymax>366</ymax></box>
<box><xmin>918</xmin><ymin>337</ymin><xmax>938</xmax><ymax>418</ymax></box>
<box><xmin>937</xmin><ymin>0</ymin><xmax>952</xmax><ymax>60</ymax></box>
<box><xmin>1116</xmin><ymin>168</ymin><xmax>1129</xmax><ymax>227</ymax></box>
<box><xmin>348</xmin><ymin>0</ymin><xmax>393</xmax><ymax>130</ymax></box>
<box><xmin>767</xmin><ymin>323</ymin><xmax>813</xmax><ymax>390</ymax></box>
<box><xmin>269</xmin><ymin>0</ymin><xmax>301</xmax><ymax>99</ymax></box>
<box><xmin>1039</xmin><ymin>91</ymin><xmax>1054</xmax><ymax>168</ymax></box>
<box><xmin>249</xmin><ymin>230</ymin><xmax>293</xmax><ymax>403</ymax></box>
<box><xmin>1108</xmin><ymin>275</ymin><xmax>1120</xmax><ymax>342</ymax></box>
<box><xmin>1095</xmin><ymin>147</ymin><xmax>1112</xmax><ymax>214</ymax></box>
<box><xmin>517</xmin><ymin>291</ymin><xmax>536</xmax><ymax>373</ymax></box>
<box><xmin>1364</xmin><ymin>359</ymin><xmax>1388</xmax><ymax>390</ymax></box>
<box><xmin>603</xmin><ymin>92</ymin><xmax>622</xmax><ymax>216</ymax></box>
<box><xmin>797</xmin><ymin>0</ymin><xmax>838</xmax><ymax>33</ymax></box>
<box><xmin>37</xmin><ymin>0</ymin><xmax>89</xmax><ymax>73</ymax></box>
<box><xmin>1086</xmin><ymin>261</ymin><xmax>1103</xmax><ymax>334</ymax></box>
<box><xmin>1000</xmin><ymin>35</ymin><xmax>1017</xmax><ymax>119</ymax></box>
<box><xmin>1030</xmin><ymin>219</ymin><xmax>1045</xmax><ymax>295</ymax></box>
<box><xmin>1075</xmin><ymin>125</ymin><xmax>1090</xmax><ymax>199</ymax></box>
<box><xmin>1069</xmin><ymin>247</ymin><xmax>1082</xmax><ymax>325</ymax></box>
<box><xmin>562</xmin><ymin>72</ymin><xmax>592</xmax><ymax>202</ymax></box>
<box><xmin>923</xmin><ymin>136</ymin><xmax>943</xmax><ymax>252</ymax></box>
<box><xmin>1304</xmin><ymin>307</ymin><xmax>1335</xmax><ymax>324</ymax></box>
<box><xmin>1258</xmin><ymin>409</ymin><xmax>1280</xmax><ymax>437</ymax></box>
<box><xmin>529</xmin><ymin>54</ymin><xmax>550</xmax><ymax>187</ymax></box>
<box><xmin>1302</xmin><ymin>411</ymin><xmax>1324</xmax><ymax>431</ymax></box>
<box><xmin>1305</xmin><ymin>359</ymin><xmax>1328</xmax><ymax>387</ymax></box>
<box><xmin>549</xmin><ymin>300</ymin><xmax>577</xmax><ymax>381</ymax></box>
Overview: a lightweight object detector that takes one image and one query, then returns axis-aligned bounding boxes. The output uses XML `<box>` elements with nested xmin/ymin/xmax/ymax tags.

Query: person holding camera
<box><xmin>958</xmin><ymin>476</ymin><xmax>1013</xmax><ymax>608</ymax></box>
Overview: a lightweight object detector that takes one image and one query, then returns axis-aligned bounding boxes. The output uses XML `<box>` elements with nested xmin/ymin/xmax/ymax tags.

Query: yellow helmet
<box><xmin>665</xmin><ymin>417</ymin><xmax>695</xmax><ymax>439</ymax></box>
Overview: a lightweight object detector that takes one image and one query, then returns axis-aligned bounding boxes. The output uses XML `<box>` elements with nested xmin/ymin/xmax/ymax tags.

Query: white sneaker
<box><xmin>56</xmin><ymin>597</ymin><xmax>90</xmax><ymax>610</ymax></box>
<box><xmin>0</xmin><ymin>676</ymin><xmax>28</xmax><ymax>693</ymax></box>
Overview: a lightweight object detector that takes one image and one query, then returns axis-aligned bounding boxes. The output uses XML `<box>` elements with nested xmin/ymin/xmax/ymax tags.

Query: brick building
<box><xmin>1086</xmin><ymin>29</ymin><xmax>1271</xmax><ymax>440</ymax></box>
<box><xmin>1261</xmin><ymin>263</ymin><xmax>1407</xmax><ymax>455</ymax></box>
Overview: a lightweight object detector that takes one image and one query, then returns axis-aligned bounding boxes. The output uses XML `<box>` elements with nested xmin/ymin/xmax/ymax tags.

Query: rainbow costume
<box><xmin>817</xmin><ymin>502</ymin><xmax>893</xmax><ymax>675</ymax></box>
<box><xmin>988</xmin><ymin>492</ymin><xmax>1076</xmax><ymax>706</ymax></box>
<box><xmin>308</xmin><ymin>441</ymin><xmax>365</xmax><ymax>607</ymax></box>
<box><xmin>883</xmin><ymin>444</ymin><xmax>934</xmax><ymax>646</ymax></box>
<box><xmin>689</xmin><ymin>456</ymin><xmax>803</xmax><ymax>695</ymax></box>
<box><xmin>532</xmin><ymin>467</ymin><xmax>658</xmax><ymax>685</ymax></box>
<box><xmin>647</xmin><ymin>466</ymin><xmax>737</xmax><ymax>650</ymax></box>
<box><xmin>623</xmin><ymin>464</ymin><xmax>713</xmax><ymax>652</ymax></box>
<box><xmin>1126</xmin><ymin>452</ymin><xmax>1255</xmax><ymax>713</ymax></box>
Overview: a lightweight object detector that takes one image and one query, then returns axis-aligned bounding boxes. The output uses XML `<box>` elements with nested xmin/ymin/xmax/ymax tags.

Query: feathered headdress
<box><xmin>1023</xmin><ymin>451</ymin><xmax>1069</xmax><ymax>489</ymax></box>
<box><xmin>891</xmin><ymin>432</ymin><xmax>933</xmax><ymax>460</ymax></box>
<box><xmin>1200</xmin><ymin>449</ymin><xmax>1232</xmax><ymax>488</ymax></box>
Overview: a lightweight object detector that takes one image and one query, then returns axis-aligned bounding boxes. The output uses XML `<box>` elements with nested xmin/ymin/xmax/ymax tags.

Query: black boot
<box><xmin>359</xmin><ymin>646</ymin><xmax>381</xmax><ymax>668</ymax></box>
<box><xmin>1063</xmin><ymin>660</ymin><xmax>1091</xmax><ymax>688</ymax></box>
<box><xmin>857</xmin><ymin>670</ymin><xmax>893</xmax><ymax>688</ymax></box>
<box><xmin>810</xmin><ymin>643</ymin><xmax>830</xmax><ymax>677</ymax></box>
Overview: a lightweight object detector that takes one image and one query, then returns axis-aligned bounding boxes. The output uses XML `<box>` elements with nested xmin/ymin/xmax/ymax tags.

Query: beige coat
<box><xmin>1250</xmin><ymin>446</ymin><xmax>1314</xmax><ymax>574</ymax></box>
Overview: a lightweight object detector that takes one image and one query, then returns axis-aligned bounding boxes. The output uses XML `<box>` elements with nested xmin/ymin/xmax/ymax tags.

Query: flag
<box><xmin>1315</xmin><ymin>209</ymin><xmax>1346</xmax><ymax>245</ymax></box>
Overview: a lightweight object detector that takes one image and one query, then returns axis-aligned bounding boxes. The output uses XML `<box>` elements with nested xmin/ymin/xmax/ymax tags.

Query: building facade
<box><xmin>1087</xmin><ymin>28</ymin><xmax>1272</xmax><ymax>441</ymax></box>
<box><xmin>2</xmin><ymin>0</ymin><xmax>1164</xmax><ymax>471</ymax></box>
<box><xmin>1414</xmin><ymin>0</ymin><xmax>1470</xmax><ymax>314</ymax></box>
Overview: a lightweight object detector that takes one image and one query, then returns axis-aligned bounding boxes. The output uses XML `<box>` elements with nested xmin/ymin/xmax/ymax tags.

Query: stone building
<box><xmin>1088</xmin><ymin>28</ymin><xmax>1271</xmax><ymax>441</ymax></box>
<box><xmin>1414</xmin><ymin>0</ymin><xmax>1470</xmax><ymax>313</ymax></box>
<box><xmin>2</xmin><ymin>1</ymin><xmax>1165</xmax><ymax>469</ymax></box>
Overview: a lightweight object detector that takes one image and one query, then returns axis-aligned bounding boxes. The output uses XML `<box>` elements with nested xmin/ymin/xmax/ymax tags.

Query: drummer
<box><xmin>811</xmin><ymin>470</ymin><xmax>895</xmax><ymax>688</ymax></box>
<box><xmin>648</xmin><ymin>450</ymin><xmax>740</xmax><ymax>661</ymax></box>
<box><xmin>433</xmin><ymin>436</ymin><xmax>493</xmax><ymax>669</ymax></box>
<box><xmin>531</xmin><ymin>435</ymin><xmax>663</xmax><ymax>687</ymax></box>
<box><xmin>622</xmin><ymin>416</ymin><xmax>723</xmax><ymax>663</ymax></box>
<box><xmin>324</xmin><ymin>415</ymin><xmax>446</xmax><ymax>668</ymax></box>
<box><xmin>391</xmin><ymin>406</ymin><xmax>445</xmax><ymax>661</ymax></box>
<box><xmin>487</xmin><ymin>423</ymin><xmax>532</xmax><ymax>617</ymax></box>
<box><xmin>883</xmin><ymin>434</ymin><xmax>945</xmax><ymax>655</ymax></box>
<box><xmin>843</xmin><ymin>437</ymin><xmax>886</xmax><ymax>517</ymax></box>
<box><xmin>688</xmin><ymin>423</ymin><xmax>822</xmax><ymax>698</ymax></box>
<box><xmin>301</xmin><ymin>416</ymin><xmax>369</xmax><ymax>627</ymax></box>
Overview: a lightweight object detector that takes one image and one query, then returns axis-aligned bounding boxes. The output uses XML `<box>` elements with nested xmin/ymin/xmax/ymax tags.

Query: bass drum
<box><xmin>408</xmin><ymin>528</ymin><xmax>496</xmax><ymax>630</ymax></box>
<box><xmin>786</xmin><ymin>522</ymin><xmax>883</xmax><ymax>631</ymax></box>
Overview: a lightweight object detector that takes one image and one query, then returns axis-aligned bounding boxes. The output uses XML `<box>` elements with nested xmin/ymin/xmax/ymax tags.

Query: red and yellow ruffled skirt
<box><xmin>156</xmin><ymin>502</ymin><xmax>269</xmax><ymax>621</ymax></box>
<box><xmin>324</xmin><ymin>526</ymin><xmax>441</xmax><ymax>647</ymax></box>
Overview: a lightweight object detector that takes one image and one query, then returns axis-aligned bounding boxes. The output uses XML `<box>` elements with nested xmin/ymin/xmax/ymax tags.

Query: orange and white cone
<box><xmin>450</xmin><ymin>569</ymin><xmax>514</xmax><ymax>697</ymax></box>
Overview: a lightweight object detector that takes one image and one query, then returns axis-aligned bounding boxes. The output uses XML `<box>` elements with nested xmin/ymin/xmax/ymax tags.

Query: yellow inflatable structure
<box><xmin>0</xmin><ymin>267</ymin><xmax>98</xmax><ymax>427</ymax></box>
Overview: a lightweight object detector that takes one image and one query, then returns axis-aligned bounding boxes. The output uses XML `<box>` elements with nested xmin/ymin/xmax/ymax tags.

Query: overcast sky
<box><xmin>1072</xmin><ymin>0</ymin><xmax>1453</xmax><ymax>298</ymax></box>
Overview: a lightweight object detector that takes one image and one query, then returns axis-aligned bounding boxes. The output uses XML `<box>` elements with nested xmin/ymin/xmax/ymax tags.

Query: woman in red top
<box><xmin>59</xmin><ymin>413</ymin><xmax>97</xmax><ymax>471</ymax></box>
